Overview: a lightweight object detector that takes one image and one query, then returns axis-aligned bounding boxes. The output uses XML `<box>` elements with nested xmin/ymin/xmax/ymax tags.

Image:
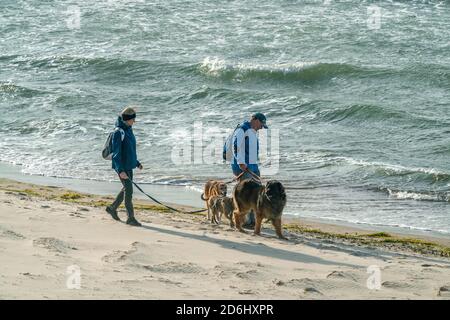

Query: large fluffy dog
<box><xmin>233</xmin><ymin>179</ymin><xmax>287</xmax><ymax>239</ymax></box>
<box><xmin>208</xmin><ymin>195</ymin><xmax>235</xmax><ymax>227</ymax></box>
<box><xmin>201</xmin><ymin>180</ymin><xmax>227</xmax><ymax>222</ymax></box>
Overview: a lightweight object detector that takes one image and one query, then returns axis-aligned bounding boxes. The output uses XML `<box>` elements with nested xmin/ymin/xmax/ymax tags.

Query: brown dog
<box><xmin>201</xmin><ymin>180</ymin><xmax>227</xmax><ymax>222</ymax></box>
<box><xmin>208</xmin><ymin>195</ymin><xmax>235</xmax><ymax>227</ymax></box>
<box><xmin>233</xmin><ymin>179</ymin><xmax>287</xmax><ymax>239</ymax></box>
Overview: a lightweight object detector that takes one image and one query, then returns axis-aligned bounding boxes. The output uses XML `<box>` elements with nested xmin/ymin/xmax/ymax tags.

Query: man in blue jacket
<box><xmin>231</xmin><ymin>112</ymin><xmax>268</xmax><ymax>228</ymax></box>
<box><xmin>106</xmin><ymin>107</ymin><xmax>143</xmax><ymax>227</ymax></box>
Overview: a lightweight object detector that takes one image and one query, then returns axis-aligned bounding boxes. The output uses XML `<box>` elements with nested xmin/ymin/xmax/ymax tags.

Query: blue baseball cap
<box><xmin>252</xmin><ymin>112</ymin><xmax>268</xmax><ymax>128</ymax></box>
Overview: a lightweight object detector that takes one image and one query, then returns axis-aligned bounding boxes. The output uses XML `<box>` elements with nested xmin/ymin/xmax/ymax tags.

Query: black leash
<box><xmin>132</xmin><ymin>181</ymin><xmax>208</xmax><ymax>214</ymax></box>
<box><xmin>244</xmin><ymin>168</ymin><xmax>264</xmax><ymax>183</ymax></box>
<box><xmin>131</xmin><ymin>171</ymin><xmax>247</xmax><ymax>215</ymax></box>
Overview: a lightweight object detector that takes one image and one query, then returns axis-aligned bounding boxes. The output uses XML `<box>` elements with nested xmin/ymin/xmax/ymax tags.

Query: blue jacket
<box><xmin>112</xmin><ymin>116</ymin><xmax>141</xmax><ymax>174</ymax></box>
<box><xmin>231</xmin><ymin>121</ymin><xmax>259</xmax><ymax>175</ymax></box>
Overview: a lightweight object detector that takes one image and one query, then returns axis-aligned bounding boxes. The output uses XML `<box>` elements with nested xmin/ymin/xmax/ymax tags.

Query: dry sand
<box><xmin>1</xmin><ymin>179</ymin><xmax>450</xmax><ymax>299</ymax></box>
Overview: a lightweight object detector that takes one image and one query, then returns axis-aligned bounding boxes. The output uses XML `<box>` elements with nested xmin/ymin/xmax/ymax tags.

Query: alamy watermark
<box><xmin>65</xmin><ymin>6</ymin><xmax>81</xmax><ymax>30</ymax></box>
<box><xmin>366</xmin><ymin>265</ymin><xmax>381</xmax><ymax>290</ymax></box>
<box><xmin>66</xmin><ymin>265</ymin><xmax>81</xmax><ymax>289</ymax></box>
<box><xmin>367</xmin><ymin>5</ymin><xmax>382</xmax><ymax>30</ymax></box>
<box><xmin>64</xmin><ymin>1</ymin><xmax>146</xmax><ymax>30</ymax></box>
<box><xmin>170</xmin><ymin>122</ymin><xmax>280</xmax><ymax>176</ymax></box>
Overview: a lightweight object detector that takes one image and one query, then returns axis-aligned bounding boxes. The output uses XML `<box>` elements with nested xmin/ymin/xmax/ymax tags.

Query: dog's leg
<box><xmin>229</xmin><ymin>214</ymin><xmax>235</xmax><ymax>228</ymax></box>
<box><xmin>253</xmin><ymin>213</ymin><xmax>263</xmax><ymax>236</ymax></box>
<box><xmin>206</xmin><ymin>201</ymin><xmax>211</xmax><ymax>221</ymax></box>
<box><xmin>210</xmin><ymin>206</ymin><xmax>217</xmax><ymax>224</ymax></box>
<box><xmin>233</xmin><ymin>211</ymin><xmax>245</xmax><ymax>233</ymax></box>
<box><xmin>217</xmin><ymin>210</ymin><xmax>222</xmax><ymax>224</ymax></box>
<box><xmin>214</xmin><ymin>209</ymin><xmax>220</xmax><ymax>225</ymax></box>
<box><xmin>272</xmin><ymin>218</ymin><xmax>287</xmax><ymax>240</ymax></box>
<box><xmin>215</xmin><ymin>205</ymin><xmax>221</xmax><ymax>224</ymax></box>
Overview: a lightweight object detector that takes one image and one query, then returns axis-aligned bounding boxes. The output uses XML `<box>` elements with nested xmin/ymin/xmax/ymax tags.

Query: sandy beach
<box><xmin>1</xmin><ymin>177</ymin><xmax>450</xmax><ymax>300</ymax></box>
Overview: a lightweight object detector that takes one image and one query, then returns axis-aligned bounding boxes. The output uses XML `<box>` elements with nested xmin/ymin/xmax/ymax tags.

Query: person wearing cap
<box><xmin>106</xmin><ymin>107</ymin><xmax>143</xmax><ymax>227</ymax></box>
<box><xmin>231</xmin><ymin>112</ymin><xmax>268</xmax><ymax>228</ymax></box>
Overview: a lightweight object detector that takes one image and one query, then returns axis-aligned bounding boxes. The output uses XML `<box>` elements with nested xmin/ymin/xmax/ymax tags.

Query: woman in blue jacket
<box><xmin>106</xmin><ymin>107</ymin><xmax>143</xmax><ymax>227</ymax></box>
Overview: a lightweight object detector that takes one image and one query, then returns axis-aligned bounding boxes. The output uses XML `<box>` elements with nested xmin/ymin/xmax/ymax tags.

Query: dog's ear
<box><xmin>266</xmin><ymin>181</ymin><xmax>286</xmax><ymax>200</ymax></box>
<box><xmin>279</xmin><ymin>183</ymin><xmax>286</xmax><ymax>201</ymax></box>
<box><xmin>264</xmin><ymin>181</ymin><xmax>275</xmax><ymax>200</ymax></box>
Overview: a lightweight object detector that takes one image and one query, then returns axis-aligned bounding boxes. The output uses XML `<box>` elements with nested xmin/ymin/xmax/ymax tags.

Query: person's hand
<box><xmin>138</xmin><ymin>164</ymin><xmax>143</xmax><ymax>170</ymax></box>
<box><xmin>239</xmin><ymin>163</ymin><xmax>248</xmax><ymax>172</ymax></box>
<box><xmin>119</xmin><ymin>172</ymin><xmax>129</xmax><ymax>180</ymax></box>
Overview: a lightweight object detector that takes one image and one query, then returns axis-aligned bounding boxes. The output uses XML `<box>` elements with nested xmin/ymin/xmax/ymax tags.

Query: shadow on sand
<box><xmin>141</xmin><ymin>224</ymin><xmax>360</xmax><ymax>268</ymax></box>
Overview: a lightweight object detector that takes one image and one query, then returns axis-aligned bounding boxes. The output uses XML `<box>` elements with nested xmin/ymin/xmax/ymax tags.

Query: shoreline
<box><xmin>1</xmin><ymin>176</ymin><xmax>449</xmax><ymax>256</ymax></box>
<box><xmin>1</xmin><ymin>161</ymin><xmax>449</xmax><ymax>243</ymax></box>
<box><xmin>1</xmin><ymin>177</ymin><xmax>450</xmax><ymax>299</ymax></box>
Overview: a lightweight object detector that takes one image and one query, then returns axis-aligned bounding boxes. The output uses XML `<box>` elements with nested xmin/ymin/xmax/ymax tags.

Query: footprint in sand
<box><xmin>214</xmin><ymin>264</ymin><xmax>241</xmax><ymax>279</ymax></box>
<box><xmin>33</xmin><ymin>237</ymin><xmax>77</xmax><ymax>253</ymax></box>
<box><xmin>143</xmin><ymin>261</ymin><xmax>205</xmax><ymax>274</ymax></box>
<box><xmin>70</xmin><ymin>212</ymin><xmax>86</xmax><ymax>219</ymax></box>
<box><xmin>381</xmin><ymin>281</ymin><xmax>414</xmax><ymax>290</ymax></box>
<box><xmin>236</xmin><ymin>269</ymin><xmax>259</xmax><ymax>280</ymax></box>
<box><xmin>20</xmin><ymin>272</ymin><xmax>44</xmax><ymax>279</ymax></box>
<box><xmin>102</xmin><ymin>250</ymin><xmax>130</xmax><ymax>263</ymax></box>
<box><xmin>102</xmin><ymin>242</ymin><xmax>159</xmax><ymax>266</ymax></box>
<box><xmin>101</xmin><ymin>242</ymin><xmax>143</xmax><ymax>263</ymax></box>
<box><xmin>304</xmin><ymin>287</ymin><xmax>322</xmax><ymax>295</ymax></box>
<box><xmin>326</xmin><ymin>270</ymin><xmax>358</xmax><ymax>282</ymax></box>
<box><xmin>438</xmin><ymin>285</ymin><xmax>450</xmax><ymax>297</ymax></box>
<box><xmin>239</xmin><ymin>289</ymin><xmax>257</xmax><ymax>295</ymax></box>
<box><xmin>422</xmin><ymin>264</ymin><xmax>450</xmax><ymax>269</ymax></box>
<box><xmin>279</xmin><ymin>277</ymin><xmax>335</xmax><ymax>295</ymax></box>
<box><xmin>0</xmin><ymin>226</ymin><xmax>26</xmax><ymax>240</ymax></box>
<box><xmin>237</xmin><ymin>261</ymin><xmax>266</xmax><ymax>268</ymax></box>
<box><xmin>157</xmin><ymin>277</ymin><xmax>185</xmax><ymax>286</ymax></box>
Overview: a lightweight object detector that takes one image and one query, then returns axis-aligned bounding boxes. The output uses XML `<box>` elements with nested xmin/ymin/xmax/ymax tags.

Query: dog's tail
<box><xmin>201</xmin><ymin>193</ymin><xmax>208</xmax><ymax>201</ymax></box>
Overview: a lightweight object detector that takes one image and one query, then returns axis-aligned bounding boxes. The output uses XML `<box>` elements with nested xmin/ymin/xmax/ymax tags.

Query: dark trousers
<box><xmin>110</xmin><ymin>170</ymin><xmax>134</xmax><ymax>218</ymax></box>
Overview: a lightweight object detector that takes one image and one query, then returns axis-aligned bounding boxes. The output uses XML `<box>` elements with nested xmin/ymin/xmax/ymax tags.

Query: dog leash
<box><xmin>244</xmin><ymin>168</ymin><xmax>264</xmax><ymax>183</ymax></box>
<box><xmin>223</xmin><ymin>171</ymin><xmax>245</xmax><ymax>184</ymax></box>
<box><xmin>132</xmin><ymin>181</ymin><xmax>208</xmax><ymax>214</ymax></box>
<box><xmin>132</xmin><ymin>171</ymin><xmax>249</xmax><ymax>214</ymax></box>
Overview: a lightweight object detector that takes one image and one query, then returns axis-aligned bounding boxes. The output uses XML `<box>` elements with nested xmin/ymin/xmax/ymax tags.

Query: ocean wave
<box><xmin>198</xmin><ymin>57</ymin><xmax>386</xmax><ymax>82</ymax></box>
<box><xmin>185</xmin><ymin>185</ymin><xmax>204</xmax><ymax>193</ymax></box>
<box><xmin>315</xmin><ymin>104</ymin><xmax>403</xmax><ymax>123</ymax></box>
<box><xmin>0</xmin><ymin>82</ymin><xmax>46</xmax><ymax>98</ymax></box>
<box><xmin>385</xmin><ymin>188</ymin><xmax>449</xmax><ymax>202</ymax></box>
<box><xmin>0</xmin><ymin>54</ymin><xmax>19</xmax><ymax>62</ymax></box>
<box><xmin>304</xmin><ymin>103</ymin><xmax>449</xmax><ymax>128</ymax></box>
<box><xmin>27</xmin><ymin>55</ymin><xmax>149</xmax><ymax>71</ymax></box>
<box><xmin>287</xmin><ymin>152</ymin><xmax>450</xmax><ymax>185</ymax></box>
<box><xmin>12</xmin><ymin>55</ymin><xmax>180</xmax><ymax>80</ymax></box>
<box><xmin>341</xmin><ymin>157</ymin><xmax>450</xmax><ymax>184</ymax></box>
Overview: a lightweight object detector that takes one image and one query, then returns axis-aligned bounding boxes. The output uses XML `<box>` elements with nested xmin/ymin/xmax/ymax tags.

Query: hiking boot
<box><xmin>106</xmin><ymin>206</ymin><xmax>120</xmax><ymax>221</ymax></box>
<box><xmin>126</xmin><ymin>217</ymin><xmax>142</xmax><ymax>227</ymax></box>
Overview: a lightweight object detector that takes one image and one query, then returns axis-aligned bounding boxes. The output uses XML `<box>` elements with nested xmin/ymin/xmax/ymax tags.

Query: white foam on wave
<box><xmin>199</xmin><ymin>56</ymin><xmax>318</xmax><ymax>77</ymax></box>
<box><xmin>185</xmin><ymin>185</ymin><xmax>204</xmax><ymax>193</ymax></box>
<box><xmin>386</xmin><ymin>189</ymin><xmax>447</xmax><ymax>202</ymax></box>
<box><xmin>287</xmin><ymin>151</ymin><xmax>448</xmax><ymax>178</ymax></box>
